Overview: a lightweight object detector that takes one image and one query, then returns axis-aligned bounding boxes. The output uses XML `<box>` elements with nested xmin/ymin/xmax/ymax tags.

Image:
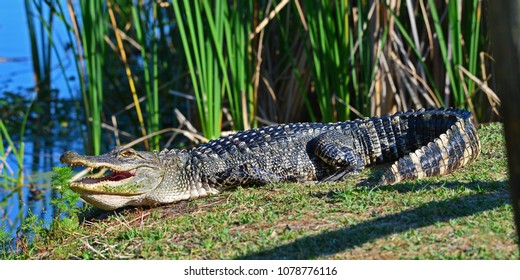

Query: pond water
<box><xmin>0</xmin><ymin>2</ymin><xmax>33</xmax><ymax>93</ymax></box>
<box><xmin>0</xmin><ymin>1</ymin><xmax>74</xmax><ymax>98</ymax></box>
<box><xmin>1</xmin><ymin>2</ymin><xmax>83</xmax><ymax>242</ymax></box>
<box><xmin>0</xmin><ymin>102</ymin><xmax>86</xmax><ymax>239</ymax></box>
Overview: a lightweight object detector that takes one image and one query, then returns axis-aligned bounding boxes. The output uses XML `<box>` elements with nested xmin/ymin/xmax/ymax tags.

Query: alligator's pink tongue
<box><xmin>77</xmin><ymin>169</ymin><xmax>136</xmax><ymax>184</ymax></box>
<box><xmin>107</xmin><ymin>170</ymin><xmax>136</xmax><ymax>181</ymax></box>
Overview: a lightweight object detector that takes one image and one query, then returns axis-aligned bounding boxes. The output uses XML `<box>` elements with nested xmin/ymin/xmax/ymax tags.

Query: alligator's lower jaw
<box><xmin>78</xmin><ymin>192</ymin><xmax>143</xmax><ymax>210</ymax></box>
<box><xmin>69</xmin><ymin>169</ymin><xmax>146</xmax><ymax>195</ymax></box>
<box><xmin>69</xmin><ymin>182</ymin><xmax>144</xmax><ymax>196</ymax></box>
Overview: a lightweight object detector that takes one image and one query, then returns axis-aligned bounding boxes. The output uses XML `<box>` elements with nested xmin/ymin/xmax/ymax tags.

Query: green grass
<box><xmin>5</xmin><ymin>123</ymin><xmax>517</xmax><ymax>259</ymax></box>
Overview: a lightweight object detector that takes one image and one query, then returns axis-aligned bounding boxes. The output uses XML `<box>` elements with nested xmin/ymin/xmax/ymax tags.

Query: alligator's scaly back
<box><xmin>60</xmin><ymin>108</ymin><xmax>480</xmax><ymax>210</ymax></box>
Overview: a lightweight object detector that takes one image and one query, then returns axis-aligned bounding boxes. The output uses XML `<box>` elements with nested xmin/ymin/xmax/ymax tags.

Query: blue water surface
<box><xmin>0</xmin><ymin>1</ymin><xmax>33</xmax><ymax>92</ymax></box>
<box><xmin>1</xmin><ymin>1</ymin><xmax>83</xmax><ymax>240</ymax></box>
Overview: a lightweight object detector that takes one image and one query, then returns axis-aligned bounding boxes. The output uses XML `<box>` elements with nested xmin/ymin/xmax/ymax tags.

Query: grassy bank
<box><xmin>5</xmin><ymin>123</ymin><xmax>517</xmax><ymax>259</ymax></box>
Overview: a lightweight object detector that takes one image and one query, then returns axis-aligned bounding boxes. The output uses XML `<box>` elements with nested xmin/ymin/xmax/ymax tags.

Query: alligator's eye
<box><xmin>119</xmin><ymin>148</ymin><xmax>137</xmax><ymax>158</ymax></box>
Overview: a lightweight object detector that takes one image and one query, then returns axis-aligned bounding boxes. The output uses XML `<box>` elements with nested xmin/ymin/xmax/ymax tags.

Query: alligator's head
<box><xmin>60</xmin><ymin>147</ymin><xmax>170</xmax><ymax>210</ymax></box>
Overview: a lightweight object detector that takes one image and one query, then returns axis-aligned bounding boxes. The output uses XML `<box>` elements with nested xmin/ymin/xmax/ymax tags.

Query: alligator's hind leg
<box><xmin>311</xmin><ymin>131</ymin><xmax>365</xmax><ymax>182</ymax></box>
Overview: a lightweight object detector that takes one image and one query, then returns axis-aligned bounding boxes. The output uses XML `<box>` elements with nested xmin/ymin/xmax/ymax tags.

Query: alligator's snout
<box><xmin>60</xmin><ymin>151</ymin><xmax>81</xmax><ymax>164</ymax></box>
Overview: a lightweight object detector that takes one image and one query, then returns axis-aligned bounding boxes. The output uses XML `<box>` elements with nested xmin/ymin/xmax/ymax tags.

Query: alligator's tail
<box><xmin>378</xmin><ymin>108</ymin><xmax>481</xmax><ymax>185</ymax></box>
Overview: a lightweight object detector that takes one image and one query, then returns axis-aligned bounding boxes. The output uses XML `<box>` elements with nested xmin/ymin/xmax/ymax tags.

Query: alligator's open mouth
<box><xmin>66</xmin><ymin>166</ymin><xmax>147</xmax><ymax>195</ymax></box>
<box><xmin>75</xmin><ymin>168</ymin><xmax>137</xmax><ymax>185</ymax></box>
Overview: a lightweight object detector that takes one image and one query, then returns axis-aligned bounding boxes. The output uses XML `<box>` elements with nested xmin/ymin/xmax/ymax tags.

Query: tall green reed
<box><xmin>131</xmin><ymin>2</ymin><xmax>160</xmax><ymax>150</ymax></box>
<box><xmin>172</xmin><ymin>0</ymin><xmax>222</xmax><ymax>139</ymax></box>
<box><xmin>172</xmin><ymin>0</ymin><xmax>256</xmax><ymax>138</ymax></box>
<box><xmin>77</xmin><ymin>0</ymin><xmax>106</xmax><ymax>155</ymax></box>
<box><xmin>303</xmin><ymin>0</ymin><xmax>351</xmax><ymax>122</ymax></box>
<box><xmin>351</xmin><ymin>0</ymin><xmax>376</xmax><ymax>117</ymax></box>
<box><xmin>40</xmin><ymin>0</ymin><xmax>108</xmax><ymax>155</ymax></box>
<box><xmin>429</xmin><ymin>0</ymin><xmax>461</xmax><ymax>106</ymax></box>
<box><xmin>301</xmin><ymin>0</ymin><xmax>390</xmax><ymax>120</ymax></box>
<box><xmin>385</xmin><ymin>0</ymin><xmax>487</xmax><ymax>112</ymax></box>
<box><xmin>223</xmin><ymin>1</ymin><xmax>255</xmax><ymax>129</ymax></box>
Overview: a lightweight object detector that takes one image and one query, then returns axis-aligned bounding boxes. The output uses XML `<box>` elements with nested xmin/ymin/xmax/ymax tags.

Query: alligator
<box><xmin>60</xmin><ymin>108</ymin><xmax>481</xmax><ymax>210</ymax></box>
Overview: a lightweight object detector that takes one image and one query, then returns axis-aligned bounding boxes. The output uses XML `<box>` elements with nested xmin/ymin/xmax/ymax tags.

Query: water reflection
<box><xmin>1</xmin><ymin>108</ymin><xmax>85</xmax><ymax>239</ymax></box>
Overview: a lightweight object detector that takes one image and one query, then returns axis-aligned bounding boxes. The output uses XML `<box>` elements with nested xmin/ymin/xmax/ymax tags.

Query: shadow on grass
<box><xmin>239</xmin><ymin>181</ymin><xmax>510</xmax><ymax>259</ymax></box>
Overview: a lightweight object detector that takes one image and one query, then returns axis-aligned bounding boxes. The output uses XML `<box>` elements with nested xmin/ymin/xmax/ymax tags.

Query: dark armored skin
<box><xmin>60</xmin><ymin>108</ymin><xmax>481</xmax><ymax>210</ymax></box>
